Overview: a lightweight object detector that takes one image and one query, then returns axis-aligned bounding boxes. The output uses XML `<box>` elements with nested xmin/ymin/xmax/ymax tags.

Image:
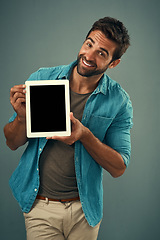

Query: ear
<box><xmin>108</xmin><ymin>59</ymin><xmax>121</xmax><ymax>69</ymax></box>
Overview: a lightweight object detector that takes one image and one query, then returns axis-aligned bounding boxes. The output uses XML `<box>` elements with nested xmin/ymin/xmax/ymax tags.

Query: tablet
<box><xmin>25</xmin><ymin>80</ymin><xmax>71</xmax><ymax>138</ymax></box>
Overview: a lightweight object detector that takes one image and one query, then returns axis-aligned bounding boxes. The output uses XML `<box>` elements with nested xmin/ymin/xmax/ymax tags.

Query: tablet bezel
<box><xmin>25</xmin><ymin>80</ymin><xmax>71</xmax><ymax>138</ymax></box>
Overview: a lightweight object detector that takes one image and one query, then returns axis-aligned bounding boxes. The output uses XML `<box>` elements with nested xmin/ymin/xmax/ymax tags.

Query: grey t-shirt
<box><xmin>38</xmin><ymin>89</ymin><xmax>91</xmax><ymax>199</ymax></box>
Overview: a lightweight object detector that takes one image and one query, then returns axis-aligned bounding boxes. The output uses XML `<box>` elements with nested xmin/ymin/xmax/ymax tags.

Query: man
<box><xmin>4</xmin><ymin>17</ymin><xmax>133</xmax><ymax>240</ymax></box>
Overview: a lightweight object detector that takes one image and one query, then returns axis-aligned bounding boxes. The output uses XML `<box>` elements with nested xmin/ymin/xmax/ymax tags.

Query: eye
<box><xmin>86</xmin><ymin>41</ymin><xmax>92</xmax><ymax>48</ymax></box>
<box><xmin>99</xmin><ymin>52</ymin><xmax>104</xmax><ymax>56</ymax></box>
<box><xmin>99</xmin><ymin>51</ymin><xmax>105</xmax><ymax>57</ymax></box>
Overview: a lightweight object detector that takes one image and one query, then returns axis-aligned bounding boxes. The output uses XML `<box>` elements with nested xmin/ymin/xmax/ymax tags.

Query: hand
<box><xmin>10</xmin><ymin>84</ymin><xmax>26</xmax><ymax>123</ymax></box>
<box><xmin>46</xmin><ymin>112</ymin><xmax>86</xmax><ymax>145</ymax></box>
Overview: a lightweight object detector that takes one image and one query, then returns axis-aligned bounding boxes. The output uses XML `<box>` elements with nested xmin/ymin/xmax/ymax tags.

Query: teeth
<box><xmin>83</xmin><ymin>59</ymin><xmax>93</xmax><ymax>67</ymax></box>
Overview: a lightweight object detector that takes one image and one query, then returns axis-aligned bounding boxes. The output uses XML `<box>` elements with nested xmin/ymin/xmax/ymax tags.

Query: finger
<box><xmin>10</xmin><ymin>84</ymin><xmax>26</xmax><ymax>98</ymax></box>
<box><xmin>46</xmin><ymin>136</ymin><xmax>67</xmax><ymax>141</ymax></box>
<box><xmin>10</xmin><ymin>98</ymin><xmax>26</xmax><ymax>113</ymax></box>
<box><xmin>10</xmin><ymin>84</ymin><xmax>26</xmax><ymax>93</ymax></box>
<box><xmin>46</xmin><ymin>136</ymin><xmax>59</xmax><ymax>140</ymax></box>
<box><xmin>15</xmin><ymin>97</ymin><xmax>26</xmax><ymax>105</ymax></box>
<box><xmin>46</xmin><ymin>136</ymin><xmax>55</xmax><ymax>140</ymax></box>
<box><xmin>11</xmin><ymin>92</ymin><xmax>26</xmax><ymax>104</ymax></box>
<box><xmin>70</xmin><ymin>112</ymin><xmax>77</xmax><ymax>124</ymax></box>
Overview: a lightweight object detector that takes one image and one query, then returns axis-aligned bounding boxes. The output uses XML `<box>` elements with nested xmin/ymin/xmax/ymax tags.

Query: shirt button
<box><xmin>37</xmin><ymin>168</ymin><xmax>39</xmax><ymax>171</ymax></box>
<box><xmin>34</xmin><ymin>188</ymin><xmax>37</xmax><ymax>192</ymax></box>
<box><xmin>39</xmin><ymin>148</ymin><xmax>42</xmax><ymax>152</ymax></box>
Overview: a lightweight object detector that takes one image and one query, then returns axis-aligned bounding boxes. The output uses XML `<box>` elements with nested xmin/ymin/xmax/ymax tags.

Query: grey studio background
<box><xmin>0</xmin><ymin>0</ymin><xmax>159</xmax><ymax>239</ymax></box>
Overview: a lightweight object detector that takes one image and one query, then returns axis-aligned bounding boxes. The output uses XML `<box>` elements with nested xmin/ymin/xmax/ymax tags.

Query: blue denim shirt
<box><xmin>9</xmin><ymin>61</ymin><xmax>133</xmax><ymax>227</ymax></box>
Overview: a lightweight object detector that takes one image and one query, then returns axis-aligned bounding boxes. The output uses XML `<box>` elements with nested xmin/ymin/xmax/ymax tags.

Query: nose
<box><xmin>85</xmin><ymin>49</ymin><xmax>96</xmax><ymax>62</ymax></box>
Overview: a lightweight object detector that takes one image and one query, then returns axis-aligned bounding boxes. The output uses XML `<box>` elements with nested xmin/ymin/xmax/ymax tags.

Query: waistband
<box><xmin>36</xmin><ymin>195</ymin><xmax>80</xmax><ymax>202</ymax></box>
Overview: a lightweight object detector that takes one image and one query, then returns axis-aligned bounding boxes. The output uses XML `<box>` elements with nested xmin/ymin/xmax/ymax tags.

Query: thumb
<box><xmin>70</xmin><ymin>112</ymin><xmax>77</xmax><ymax>124</ymax></box>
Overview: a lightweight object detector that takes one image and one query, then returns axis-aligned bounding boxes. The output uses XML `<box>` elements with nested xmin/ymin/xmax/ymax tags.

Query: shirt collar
<box><xmin>58</xmin><ymin>60</ymin><xmax>108</xmax><ymax>95</ymax></box>
<box><xmin>93</xmin><ymin>74</ymin><xmax>108</xmax><ymax>95</ymax></box>
<box><xmin>58</xmin><ymin>60</ymin><xmax>77</xmax><ymax>80</ymax></box>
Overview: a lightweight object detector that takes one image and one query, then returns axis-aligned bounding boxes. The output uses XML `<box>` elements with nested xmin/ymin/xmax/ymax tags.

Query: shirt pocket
<box><xmin>87</xmin><ymin>115</ymin><xmax>113</xmax><ymax>142</ymax></box>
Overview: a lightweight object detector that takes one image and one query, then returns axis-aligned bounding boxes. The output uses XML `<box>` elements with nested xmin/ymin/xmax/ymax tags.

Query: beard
<box><xmin>76</xmin><ymin>54</ymin><xmax>109</xmax><ymax>77</ymax></box>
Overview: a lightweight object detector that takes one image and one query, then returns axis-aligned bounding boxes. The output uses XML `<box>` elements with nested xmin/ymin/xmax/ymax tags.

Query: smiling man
<box><xmin>77</xmin><ymin>31</ymin><xmax>119</xmax><ymax>77</ymax></box>
<box><xmin>4</xmin><ymin>17</ymin><xmax>133</xmax><ymax>240</ymax></box>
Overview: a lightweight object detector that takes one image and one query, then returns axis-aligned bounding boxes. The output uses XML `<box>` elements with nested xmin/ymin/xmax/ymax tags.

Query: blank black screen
<box><xmin>30</xmin><ymin>85</ymin><xmax>66</xmax><ymax>132</ymax></box>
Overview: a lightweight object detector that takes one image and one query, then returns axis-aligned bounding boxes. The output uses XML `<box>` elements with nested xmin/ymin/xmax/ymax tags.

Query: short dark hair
<box><xmin>86</xmin><ymin>17</ymin><xmax>130</xmax><ymax>61</ymax></box>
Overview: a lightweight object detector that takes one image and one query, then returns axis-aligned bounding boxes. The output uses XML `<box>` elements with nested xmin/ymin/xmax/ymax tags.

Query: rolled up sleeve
<box><xmin>104</xmin><ymin>98</ymin><xmax>133</xmax><ymax>167</ymax></box>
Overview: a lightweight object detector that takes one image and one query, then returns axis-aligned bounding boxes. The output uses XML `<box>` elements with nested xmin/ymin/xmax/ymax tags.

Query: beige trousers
<box><xmin>23</xmin><ymin>199</ymin><xmax>101</xmax><ymax>240</ymax></box>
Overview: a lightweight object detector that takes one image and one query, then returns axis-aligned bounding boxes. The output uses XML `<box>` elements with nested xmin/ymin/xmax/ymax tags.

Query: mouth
<box><xmin>82</xmin><ymin>58</ymin><xmax>96</xmax><ymax>68</ymax></box>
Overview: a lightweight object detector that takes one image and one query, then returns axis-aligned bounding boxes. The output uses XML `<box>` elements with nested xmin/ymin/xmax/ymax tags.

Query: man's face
<box><xmin>77</xmin><ymin>30</ymin><xmax>119</xmax><ymax>78</ymax></box>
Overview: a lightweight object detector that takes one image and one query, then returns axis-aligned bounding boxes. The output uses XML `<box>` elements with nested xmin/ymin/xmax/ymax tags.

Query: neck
<box><xmin>69</xmin><ymin>66</ymin><xmax>103</xmax><ymax>94</ymax></box>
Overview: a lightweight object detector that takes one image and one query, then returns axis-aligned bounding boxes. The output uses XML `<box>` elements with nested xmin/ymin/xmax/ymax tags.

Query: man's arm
<box><xmin>80</xmin><ymin>126</ymin><xmax>126</xmax><ymax>178</ymax></box>
<box><xmin>3</xmin><ymin>84</ymin><xmax>28</xmax><ymax>150</ymax></box>
<box><xmin>47</xmin><ymin>113</ymin><xmax>126</xmax><ymax>178</ymax></box>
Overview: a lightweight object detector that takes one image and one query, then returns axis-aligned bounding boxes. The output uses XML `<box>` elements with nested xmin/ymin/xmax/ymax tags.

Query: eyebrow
<box><xmin>86</xmin><ymin>37</ymin><xmax>109</xmax><ymax>56</ymax></box>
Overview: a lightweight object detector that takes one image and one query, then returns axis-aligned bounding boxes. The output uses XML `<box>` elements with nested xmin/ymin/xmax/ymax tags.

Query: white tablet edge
<box><xmin>25</xmin><ymin>80</ymin><xmax>71</xmax><ymax>138</ymax></box>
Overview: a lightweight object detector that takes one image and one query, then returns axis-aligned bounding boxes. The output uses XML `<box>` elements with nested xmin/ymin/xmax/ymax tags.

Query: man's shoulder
<box><xmin>28</xmin><ymin>61</ymin><xmax>76</xmax><ymax>81</ymax></box>
<box><xmin>38</xmin><ymin>64</ymin><xmax>66</xmax><ymax>72</ymax></box>
<box><xmin>37</xmin><ymin>64</ymin><xmax>69</xmax><ymax>79</ymax></box>
<box><xmin>106</xmin><ymin>74</ymin><xmax>131</xmax><ymax>101</ymax></box>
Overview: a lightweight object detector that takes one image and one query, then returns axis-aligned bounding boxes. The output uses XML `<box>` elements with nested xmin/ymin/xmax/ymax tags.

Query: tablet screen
<box><xmin>25</xmin><ymin>80</ymin><xmax>71</xmax><ymax>138</ymax></box>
